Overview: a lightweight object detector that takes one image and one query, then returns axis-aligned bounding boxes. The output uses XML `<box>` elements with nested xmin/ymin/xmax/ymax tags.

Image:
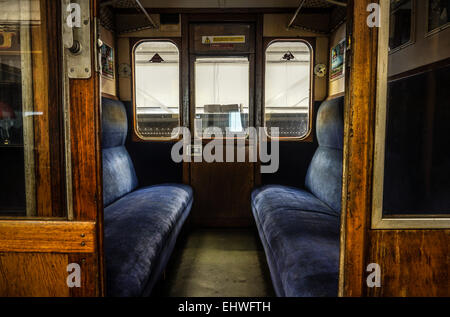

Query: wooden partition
<box><xmin>339</xmin><ymin>0</ymin><xmax>450</xmax><ymax>297</ymax></box>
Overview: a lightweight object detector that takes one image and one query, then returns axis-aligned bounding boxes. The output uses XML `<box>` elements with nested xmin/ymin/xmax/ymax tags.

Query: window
<box><xmin>194</xmin><ymin>56</ymin><xmax>250</xmax><ymax>138</ymax></box>
<box><xmin>264</xmin><ymin>41</ymin><xmax>312</xmax><ymax>139</ymax></box>
<box><xmin>372</xmin><ymin>0</ymin><xmax>450</xmax><ymax>228</ymax></box>
<box><xmin>0</xmin><ymin>0</ymin><xmax>66</xmax><ymax>217</ymax></box>
<box><xmin>389</xmin><ymin>0</ymin><xmax>414</xmax><ymax>51</ymax></box>
<box><xmin>133</xmin><ymin>41</ymin><xmax>180</xmax><ymax>139</ymax></box>
<box><xmin>427</xmin><ymin>0</ymin><xmax>450</xmax><ymax>33</ymax></box>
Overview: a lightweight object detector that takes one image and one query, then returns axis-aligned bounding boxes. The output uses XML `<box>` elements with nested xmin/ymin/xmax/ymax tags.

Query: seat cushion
<box><xmin>103</xmin><ymin>146</ymin><xmax>138</xmax><ymax>206</ymax></box>
<box><xmin>305</xmin><ymin>97</ymin><xmax>344</xmax><ymax>213</ymax></box>
<box><xmin>104</xmin><ymin>184</ymin><xmax>193</xmax><ymax>297</ymax></box>
<box><xmin>252</xmin><ymin>185</ymin><xmax>336</xmax><ymax>226</ymax></box>
<box><xmin>252</xmin><ymin>185</ymin><xmax>340</xmax><ymax>297</ymax></box>
<box><xmin>102</xmin><ymin>97</ymin><xmax>138</xmax><ymax>206</ymax></box>
<box><xmin>305</xmin><ymin>147</ymin><xmax>343</xmax><ymax>213</ymax></box>
<box><xmin>102</xmin><ymin>97</ymin><xmax>128</xmax><ymax>148</ymax></box>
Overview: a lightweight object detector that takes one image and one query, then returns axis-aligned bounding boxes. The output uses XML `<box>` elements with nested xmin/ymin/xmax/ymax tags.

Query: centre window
<box><xmin>133</xmin><ymin>40</ymin><xmax>180</xmax><ymax>139</ymax></box>
<box><xmin>264</xmin><ymin>40</ymin><xmax>313</xmax><ymax>139</ymax></box>
<box><xmin>194</xmin><ymin>56</ymin><xmax>250</xmax><ymax>138</ymax></box>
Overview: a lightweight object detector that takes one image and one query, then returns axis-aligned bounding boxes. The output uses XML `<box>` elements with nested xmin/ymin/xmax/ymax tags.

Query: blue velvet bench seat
<box><xmin>101</xmin><ymin>97</ymin><xmax>193</xmax><ymax>297</ymax></box>
<box><xmin>251</xmin><ymin>97</ymin><xmax>344</xmax><ymax>297</ymax></box>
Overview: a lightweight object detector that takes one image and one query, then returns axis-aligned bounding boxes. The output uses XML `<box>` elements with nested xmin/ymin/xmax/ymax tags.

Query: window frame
<box><xmin>262</xmin><ymin>38</ymin><xmax>315</xmax><ymax>142</ymax></box>
<box><xmin>131</xmin><ymin>38</ymin><xmax>182</xmax><ymax>142</ymax></box>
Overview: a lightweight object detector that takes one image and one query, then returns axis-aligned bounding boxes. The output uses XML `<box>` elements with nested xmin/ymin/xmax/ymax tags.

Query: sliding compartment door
<box><xmin>0</xmin><ymin>0</ymin><xmax>104</xmax><ymax>297</ymax></box>
<box><xmin>340</xmin><ymin>0</ymin><xmax>449</xmax><ymax>297</ymax></box>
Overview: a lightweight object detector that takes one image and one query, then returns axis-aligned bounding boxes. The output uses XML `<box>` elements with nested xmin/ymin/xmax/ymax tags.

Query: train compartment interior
<box><xmin>0</xmin><ymin>0</ymin><xmax>448</xmax><ymax>299</ymax></box>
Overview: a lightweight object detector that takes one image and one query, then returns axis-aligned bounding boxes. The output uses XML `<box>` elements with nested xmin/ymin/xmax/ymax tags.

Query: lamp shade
<box><xmin>0</xmin><ymin>101</ymin><xmax>15</xmax><ymax>119</ymax></box>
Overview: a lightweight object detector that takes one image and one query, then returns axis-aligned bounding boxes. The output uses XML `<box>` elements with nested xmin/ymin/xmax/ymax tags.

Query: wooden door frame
<box><xmin>339</xmin><ymin>0</ymin><xmax>450</xmax><ymax>297</ymax></box>
<box><xmin>67</xmin><ymin>0</ymin><xmax>104</xmax><ymax>297</ymax></box>
<box><xmin>338</xmin><ymin>0</ymin><xmax>378</xmax><ymax>297</ymax></box>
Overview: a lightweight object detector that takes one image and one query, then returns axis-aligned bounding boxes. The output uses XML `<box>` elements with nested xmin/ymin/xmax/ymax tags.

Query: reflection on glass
<box><xmin>389</xmin><ymin>0</ymin><xmax>412</xmax><ymax>50</ymax></box>
<box><xmin>428</xmin><ymin>0</ymin><xmax>450</xmax><ymax>32</ymax></box>
<box><xmin>0</xmin><ymin>1</ymin><xmax>38</xmax><ymax>216</ymax></box>
<box><xmin>0</xmin><ymin>0</ymin><xmax>64</xmax><ymax>218</ymax></box>
<box><xmin>194</xmin><ymin>57</ymin><xmax>249</xmax><ymax>138</ymax></box>
<box><xmin>134</xmin><ymin>41</ymin><xmax>180</xmax><ymax>138</ymax></box>
<box><xmin>265</xmin><ymin>41</ymin><xmax>311</xmax><ymax>138</ymax></box>
<box><xmin>382</xmin><ymin>1</ymin><xmax>450</xmax><ymax>216</ymax></box>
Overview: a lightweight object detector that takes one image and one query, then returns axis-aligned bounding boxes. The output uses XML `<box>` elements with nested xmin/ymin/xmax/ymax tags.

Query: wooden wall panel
<box><xmin>366</xmin><ymin>230</ymin><xmax>450</xmax><ymax>297</ymax></box>
<box><xmin>0</xmin><ymin>253</ymin><xmax>69</xmax><ymax>297</ymax></box>
<box><xmin>190</xmin><ymin>159</ymin><xmax>255</xmax><ymax>227</ymax></box>
<box><xmin>340</xmin><ymin>0</ymin><xmax>450</xmax><ymax>297</ymax></box>
<box><xmin>69</xmin><ymin>253</ymin><xmax>99</xmax><ymax>297</ymax></box>
<box><xmin>69</xmin><ymin>77</ymin><xmax>102</xmax><ymax>222</ymax></box>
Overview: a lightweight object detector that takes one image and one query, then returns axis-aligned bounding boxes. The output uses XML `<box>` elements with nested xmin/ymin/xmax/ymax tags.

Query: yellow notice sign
<box><xmin>202</xmin><ymin>35</ymin><xmax>246</xmax><ymax>44</ymax></box>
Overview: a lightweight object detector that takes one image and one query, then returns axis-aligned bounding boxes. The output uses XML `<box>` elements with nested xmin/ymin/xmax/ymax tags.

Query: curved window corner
<box><xmin>264</xmin><ymin>40</ymin><xmax>313</xmax><ymax>140</ymax></box>
<box><xmin>133</xmin><ymin>40</ymin><xmax>180</xmax><ymax>140</ymax></box>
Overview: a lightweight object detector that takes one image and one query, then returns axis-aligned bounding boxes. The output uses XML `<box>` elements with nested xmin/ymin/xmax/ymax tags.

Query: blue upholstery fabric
<box><xmin>252</xmin><ymin>194</ymin><xmax>340</xmax><ymax>297</ymax></box>
<box><xmin>104</xmin><ymin>184</ymin><xmax>193</xmax><ymax>297</ymax></box>
<box><xmin>305</xmin><ymin>97</ymin><xmax>344</xmax><ymax>213</ymax></box>
<box><xmin>101</xmin><ymin>98</ymin><xmax>193</xmax><ymax>297</ymax></box>
<box><xmin>252</xmin><ymin>185</ymin><xmax>335</xmax><ymax>223</ymax></box>
<box><xmin>102</xmin><ymin>97</ymin><xmax>128</xmax><ymax>148</ymax></box>
<box><xmin>102</xmin><ymin>97</ymin><xmax>138</xmax><ymax>206</ymax></box>
<box><xmin>314</xmin><ymin>98</ymin><xmax>344</xmax><ymax>150</ymax></box>
<box><xmin>103</xmin><ymin>147</ymin><xmax>138</xmax><ymax>206</ymax></box>
<box><xmin>251</xmin><ymin>97</ymin><xmax>344</xmax><ymax>297</ymax></box>
<box><xmin>305</xmin><ymin>147</ymin><xmax>343</xmax><ymax>213</ymax></box>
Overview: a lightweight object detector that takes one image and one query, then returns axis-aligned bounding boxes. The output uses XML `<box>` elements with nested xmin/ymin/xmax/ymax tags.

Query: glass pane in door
<box><xmin>0</xmin><ymin>0</ymin><xmax>65</xmax><ymax>217</ymax></box>
<box><xmin>194</xmin><ymin>56</ymin><xmax>250</xmax><ymax>138</ymax></box>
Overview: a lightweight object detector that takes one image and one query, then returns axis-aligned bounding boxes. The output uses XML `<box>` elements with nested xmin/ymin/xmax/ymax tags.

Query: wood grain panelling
<box><xmin>0</xmin><ymin>253</ymin><xmax>69</xmax><ymax>297</ymax></box>
<box><xmin>190</xmin><ymin>153</ymin><xmax>255</xmax><ymax>227</ymax></box>
<box><xmin>0</xmin><ymin>0</ymin><xmax>104</xmax><ymax>297</ymax></box>
<box><xmin>340</xmin><ymin>0</ymin><xmax>450</xmax><ymax>297</ymax></box>
<box><xmin>31</xmin><ymin>6</ymin><xmax>52</xmax><ymax>217</ymax></box>
<box><xmin>69</xmin><ymin>253</ymin><xmax>99</xmax><ymax>297</ymax></box>
<box><xmin>339</xmin><ymin>0</ymin><xmax>378</xmax><ymax>297</ymax></box>
<box><xmin>30</xmin><ymin>0</ymin><xmax>65</xmax><ymax>218</ymax></box>
<box><xmin>366</xmin><ymin>230</ymin><xmax>450</xmax><ymax>297</ymax></box>
<box><xmin>69</xmin><ymin>76</ymin><xmax>102</xmax><ymax>221</ymax></box>
<box><xmin>0</xmin><ymin>221</ymin><xmax>96</xmax><ymax>253</ymax></box>
<box><xmin>68</xmin><ymin>0</ymin><xmax>102</xmax><ymax>223</ymax></box>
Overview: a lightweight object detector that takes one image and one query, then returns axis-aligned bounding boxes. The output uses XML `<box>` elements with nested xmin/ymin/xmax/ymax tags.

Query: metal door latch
<box><xmin>62</xmin><ymin>0</ymin><xmax>91</xmax><ymax>79</ymax></box>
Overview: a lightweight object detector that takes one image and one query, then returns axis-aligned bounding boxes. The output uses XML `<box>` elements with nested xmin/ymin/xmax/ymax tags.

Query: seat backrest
<box><xmin>305</xmin><ymin>97</ymin><xmax>344</xmax><ymax>213</ymax></box>
<box><xmin>102</xmin><ymin>97</ymin><xmax>138</xmax><ymax>206</ymax></box>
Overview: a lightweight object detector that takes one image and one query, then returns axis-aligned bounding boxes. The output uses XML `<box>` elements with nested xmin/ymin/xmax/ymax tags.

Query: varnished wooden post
<box><xmin>339</xmin><ymin>0</ymin><xmax>378</xmax><ymax>297</ymax></box>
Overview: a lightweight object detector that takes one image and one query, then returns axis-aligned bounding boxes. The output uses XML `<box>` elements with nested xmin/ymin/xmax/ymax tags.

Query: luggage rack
<box><xmin>100</xmin><ymin>0</ymin><xmax>158</xmax><ymax>33</ymax></box>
